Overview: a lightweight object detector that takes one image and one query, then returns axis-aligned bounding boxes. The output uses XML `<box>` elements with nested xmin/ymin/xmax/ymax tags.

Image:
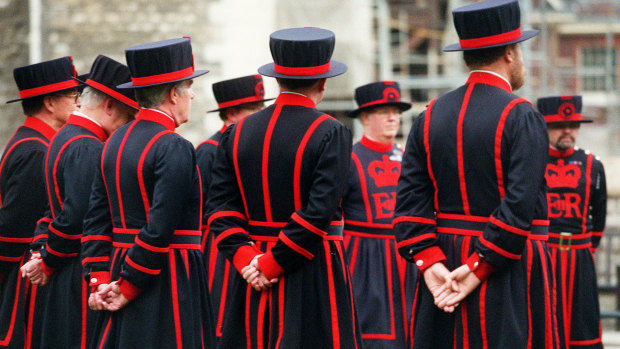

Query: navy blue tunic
<box><xmin>394</xmin><ymin>71</ymin><xmax>560</xmax><ymax>348</ymax></box>
<box><xmin>81</xmin><ymin>109</ymin><xmax>214</xmax><ymax>349</ymax></box>
<box><xmin>0</xmin><ymin>116</ymin><xmax>55</xmax><ymax>349</ymax></box>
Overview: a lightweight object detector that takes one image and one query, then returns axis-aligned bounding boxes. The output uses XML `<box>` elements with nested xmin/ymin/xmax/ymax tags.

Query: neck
<box><xmin>31</xmin><ymin>111</ymin><xmax>64</xmax><ymax>131</ymax></box>
<box><xmin>471</xmin><ymin>63</ymin><xmax>511</xmax><ymax>85</ymax></box>
<box><xmin>280</xmin><ymin>88</ymin><xmax>323</xmax><ymax>105</ymax></box>
<box><xmin>79</xmin><ymin>106</ymin><xmax>106</xmax><ymax>126</ymax></box>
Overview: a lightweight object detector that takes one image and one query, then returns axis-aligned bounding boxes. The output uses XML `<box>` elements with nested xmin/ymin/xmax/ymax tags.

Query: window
<box><xmin>581</xmin><ymin>47</ymin><xmax>617</xmax><ymax>91</ymax></box>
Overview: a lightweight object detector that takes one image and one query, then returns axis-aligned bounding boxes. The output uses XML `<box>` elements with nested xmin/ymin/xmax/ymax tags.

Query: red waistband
<box><xmin>435</xmin><ymin>213</ymin><xmax>548</xmax><ymax>241</ymax></box>
<box><xmin>112</xmin><ymin>228</ymin><xmax>202</xmax><ymax>250</ymax></box>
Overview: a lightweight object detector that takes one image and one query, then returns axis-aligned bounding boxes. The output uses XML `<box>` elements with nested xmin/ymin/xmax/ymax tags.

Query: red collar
<box><xmin>135</xmin><ymin>109</ymin><xmax>176</xmax><ymax>131</ymax></box>
<box><xmin>549</xmin><ymin>146</ymin><xmax>575</xmax><ymax>158</ymax></box>
<box><xmin>24</xmin><ymin>116</ymin><xmax>56</xmax><ymax>141</ymax></box>
<box><xmin>66</xmin><ymin>113</ymin><xmax>107</xmax><ymax>142</ymax></box>
<box><xmin>274</xmin><ymin>92</ymin><xmax>316</xmax><ymax>108</ymax></box>
<box><xmin>219</xmin><ymin>124</ymin><xmax>228</xmax><ymax>134</ymax></box>
<box><xmin>360</xmin><ymin>135</ymin><xmax>393</xmax><ymax>153</ymax></box>
<box><xmin>466</xmin><ymin>71</ymin><xmax>512</xmax><ymax>93</ymax></box>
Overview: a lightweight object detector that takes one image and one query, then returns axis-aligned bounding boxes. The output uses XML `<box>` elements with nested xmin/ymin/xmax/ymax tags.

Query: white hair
<box><xmin>134</xmin><ymin>81</ymin><xmax>189</xmax><ymax>109</ymax></box>
<box><xmin>80</xmin><ymin>86</ymin><xmax>107</xmax><ymax>109</ymax></box>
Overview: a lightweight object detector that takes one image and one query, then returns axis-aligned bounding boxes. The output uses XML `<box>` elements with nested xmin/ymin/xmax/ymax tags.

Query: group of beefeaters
<box><xmin>0</xmin><ymin>0</ymin><xmax>607</xmax><ymax>348</ymax></box>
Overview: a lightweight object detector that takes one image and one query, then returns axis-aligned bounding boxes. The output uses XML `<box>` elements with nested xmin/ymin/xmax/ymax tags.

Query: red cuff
<box><xmin>257</xmin><ymin>251</ymin><xmax>285</xmax><ymax>280</ymax></box>
<box><xmin>117</xmin><ymin>278</ymin><xmax>142</xmax><ymax>301</ymax></box>
<box><xmin>466</xmin><ymin>253</ymin><xmax>495</xmax><ymax>281</ymax></box>
<box><xmin>413</xmin><ymin>246</ymin><xmax>447</xmax><ymax>272</ymax></box>
<box><xmin>232</xmin><ymin>245</ymin><xmax>260</xmax><ymax>274</ymax></box>
<box><xmin>41</xmin><ymin>260</ymin><xmax>56</xmax><ymax>277</ymax></box>
<box><xmin>88</xmin><ymin>271</ymin><xmax>111</xmax><ymax>288</ymax></box>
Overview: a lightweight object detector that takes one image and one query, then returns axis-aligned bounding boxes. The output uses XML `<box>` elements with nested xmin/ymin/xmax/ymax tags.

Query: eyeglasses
<box><xmin>55</xmin><ymin>91</ymin><xmax>81</xmax><ymax>103</ymax></box>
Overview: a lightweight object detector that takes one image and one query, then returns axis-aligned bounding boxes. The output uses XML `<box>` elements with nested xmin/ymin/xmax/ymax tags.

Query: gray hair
<box><xmin>80</xmin><ymin>86</ymin><xmax>107</xmax><ymax>109</ymax></box>
<box><xmin>134</xmin><ymin>81</ymin><xmax>189</xmax><ymax>109</ymax></box>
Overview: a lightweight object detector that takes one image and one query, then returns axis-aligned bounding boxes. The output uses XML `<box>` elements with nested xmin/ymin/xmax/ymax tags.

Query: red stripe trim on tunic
<box><xmin>393</xmin><ymin>216</ymin><xmax>436</xmax><ymax>226</ymax></box>
<box><xmin>98</xmin><ymin>318</ymin><xmax>112</xmax><ymax>349</ymax></box>
<box><xmin>0</xmin><ymin>255</ymin><xmax>22</xmax><ymax>262</ymax></box>
<box><xmin>351</xmin><ymin>153</ymin><xmax>373</xmax><ymax>223</ymax></box>
<box><xmin>214</xmin><ymin>227</ymin><xmax>247</xmax><ymax>245</ymax></box>
<box><xmin>395</xmin><ymin>233</ymin><xmax>436</xmax><ymax>249</ymax></box>
<box><xmin>81</xmin><ymin>235</ymin><xmax>113</xmax><ymax>242</ymax></box>
<box><xmin>582</xmin><ymin>154</ymin><xmax>593</xmax><ymax>234</ymax></box>
<box><xmin>197</xmin><ymin>139</ymin><xmax>218</xmax><ymax>149</ymax></box>
<box><xmin>46</xmin><ymin>244</ymin><xmax>78</xmax><ymax>258</ymax></box>
<box><xmin>25</xmin><ymin>284</ymin><xmax>38</xmax><ymax>349</ymax></box>
<box><xmin>135</xmin><ymin>236</ymin><xmax>169</xmax><ymax>253</ymax></box>
<box><xmin>32</xmin><ymin>234</ymin><xmax>48</xmax><ymax>242</ymax></box>
<box><xmin>362</xmin><ymin>242</ymin><xmax>396</xmax><ymax>340</ymax></box>
<box><xmin>232</xmin><ymin>118</ymin><xmax>250</xmax><ymax>218</ymax></box>
<box><xmin>537</xmin><ymin>242</ymin><xmax>554</xmax><ymax>348</ymax></box>
<box><xmin>348</xmin><ymin>236</ymin><xmax>360</xmax><ymax>276</ymax></box>
<box><xmin>461</xmin><ymin>237</ymin><xmax>470</xmax><ymax>348</ymax></box>
<box><xmin>343</xmin><ymin>230</ymin><xmax>395</xmax><ymax>240</ymax></box>
<box><xmin>479</xmin><ymin>236</ymin><xmax>520</xmax><ymax>259</ymax></box>
<box><xmin>457</xmin><ymin>84</ymin><xmax>475</xmax><ymax>215</ymax></box>
<box><xmin>436</xmin><ymin>213</ymin><xmax>488</xmax><ymax>222</ymax></box>
<box><xmin>208</xmin><ymin>210</ymin><xmax>247</xmax><ymax>227</ymax></box>
<box><xmin>137</xmin><ymin>130</ymin><xmax>173</xmax><ymax>220</ymax></box>
<box><xmin>44</xmin><ymin>131</ymin><xmax>56</xmax><ymax>217</ymax></box>
<box><xmin>480</xmin><ymin>281</ymin><xmax>489</xmax><ymax>348</ymax></box>
<box><xmin>294</xmin><ymin>114</ymin><xmax>331</xmax><ymax>210</ymax></box>
<box><xmin>245</xmin><ymin>286</ymin><xmax>252</xmax><ymax>349</ymax></box>
<box><xmin>495</xmin><ymin>99</ymin><xmax>528</xmax><ymax>199</ymax></box>
<box><xmin>526</xmin><ymin>242</ymin><xmax>533</xmax><ymax>348</ymax></box>
<box><xmin>459</xmin><ymin>27</ymin><xmax>522</xmax><ymax>49</ymax></box>
<box><xmin>257</xmin><ymin>291</ymin><xmax>268</xmax><ymax>347</ymax></box>
<box><xmin>169</xmin><ymin>253</ymin><xmax>184</xmax><ymax>349</ymax></box>
<box><xmin>0</xmin><ymin>137</ymin><xmax>48</xmax><ymax>207</ymax></box>
<box><xmin>24</xmin><ymin>116</ymin><xmax>56</xmax><ymax>141</ymax></box>
<box><xmin>569</xmin><ymin>338</ymin><xmax>602</xmax><ymax>345</ymax></box>
<box><xmin>49</xmin><ymin>224</ymin><xmax>81</xmax><ymax>239</ymax></box>
<box><xmin>291</xmin><ymin>212</ymin><xmax>328</xmax><ymax>237</ymax></box>
<box><xmin>323</xmin><ymin>243</ymin><xmax>341</xmax><ymax>349</ymax></box>
<box><xmin>591</xmin><ymin>231</ymin><xmax>603</xmax><ymax>237</ymax></box>
<box><xmin>196</xmin><ymin>165</ymin><xmax>203</xmax><ymax>235</ymax></box>
<box><xmin>423</xmin><ymin>99</ymin><xmax>439</xmax><ymax>211</ymax></box>
<box><xmin>215</xmin><ymin>262</ymin><xmax>231</xmax><ymax>337</ymax></box>
<box><xmin>0</xmin><ymin>236</ymin><xmax>32</xmax><ymax>243</ymax></box>
<box><xmin>115</xmin><ymin>122</ymin><xmax>139</xmax><ymax>228</ymax></box>
<box><xmin>262</xmin><ymin>104</ymin><xmax>283</xmax><ymax>221</ymax></box>
<box><xmin>81</xmin><ymin>256</ymin><xmax>110</xmax><ymax>264</ymax></box>
<box><xmin>273</xmin><ymin>61</ymin><xmax>330</xmax><ymax>76</ymax></box>
<box><xmin>279</xmin><ymin>233</ymin><xmax>314</xmax><ymax>259</ymax></box>
<box><xmin>125</xmin><ymin>255</ymin><xmax>160</xmax><ymax>275</ymax></box>
<box><xmin>81</xmin><ymin>278</ymin><xmax>87</xmax><ymax>349</ymax></box>
<box><xmin>344</xmin><ymin>220</ymin><xmax>392</xmax><ymax>229</ymax></box>
<box><xmin>52</xmin><ymin>135</ymin><xmax>99</xmax><ymax>211</ymax></box>
<box><xmin>489</xmin><ymin>216</ymin><xmax>529</xmax><ymax>236</ymax></box>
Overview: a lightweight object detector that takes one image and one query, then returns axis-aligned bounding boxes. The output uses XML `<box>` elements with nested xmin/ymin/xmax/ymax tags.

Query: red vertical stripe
<box><xmin>324</xmin><ymin>242</ymin><xmax>341</xmax><ymax>349</ymax></box>
<box><xmin>81</xmin><ymin>277</ymin><xmax>87</xmax><ymax>349</ymax></box>
<box><xmin>423</xmin><ymin>99</ymin><xmax>439</xmax><ymax>211</ymax></box>
<box><xmin>245</xmin><ymin>284</ymin><xmax>252</xmax><ymax>349</ymax></box>
<box><xmin>0</xmin><ymin>266</ymin><xmax>23</xmax><ymax>345</ymax></box>
<box><xmin>560</xmin><ymin>250</ymin><xmax>569</xmax><ymax>345</ymax></box>
<box><xmin>479</xmin><ymin>282</ymin><xmax>488</xmax><ymax>349</ymax></box>
<box><xmin>215</xmin><ymin>263</ymin><xmax>231</xmax><ymax>337</ymax></box>
<box><xmin>208</xmin><ymin>234</ymin><xmax>217</xmax><ymax>292</ymax></box>
<box><xmin>257</xmin><ymin>292</ymin><xmax>268</xmax><ymax>349</ymax></box>
<box><xmin>536</xmin><ymin>242</ymin><xmax>553</xmax><ymax>348</ymax></box>
<box><xmin>232</xmin><ymin>118</ymin><xmax>250</xmax><ymax>218</ymax></box>
<box><xmin>348</xmin><ymin>237</ymin><xmax>360</xmax><ymax>276</ymax></box>
<box><xmin>137</xmin><ymin>130</ymin><xmax>172</xmax><ymax>220</ymax></box>
<box><xmin>25</xmin><ymin>283</ymin><xmax>37</xmax><ymax>349</ymax></box>
<box><xmin>396</xmin><ymin>248</ymin><xmax>408</xmax><ymax>342</ymax></box>
<box><xmin>335</xmin><ymin>242</ymin><xmax>359</xmax><ymax>349</ymax></box>
<box><xmin>275</xmin><ymin>276</ymin><xmax>286</xmax><ymax>349</ymax></box>
<box><xmin>526</xmin><ymin>242</ymin><xmax>533</xmax><ymax>349</ymax></box>
<box><xmin>385</xmin><ymin>241</ymin><xmax>396</xmax><ymax>340</ymax></box>
<box><xmin>457</xmin><ymin>84</ymin><xmax>475</xmax><ymax>215</ymax></box>
<box><xmin>293</xmin><ymin>115</ymin><xmax>331</xmax><ymax>210</ymax></box>
<box><xmin>97</xmin><ymin>317</ymin><xmax>112</xmax><ymax>349</ymax></box>
<box><xmin>261</xmin><ymin>104</ymin><xmax>284</xmax><ymax>222</ymax></box>
<box><xmin>494</xmin><ymin>99</ymin><xmax>527</xmax><ymax>199</ymax></box>
<box><xmin>351</xmin><ymin>153</ymin><xmax>373</xmax><ymax>223</ymax></box>
<box><xmin>169</xmin><ymin>252</ymin><xmax>183</xmax><ymax>349</ymax></box>
<box><xmin>460</xmin><ymin>237</ymin><xmax>470</xmax><ymax>349</ymax></box>
<box><xmin>582</xmin><ymin>154</ymin><xmax>593</xmax><ymax>234</ymax></box>
<box><xmin>567</xmin><ymin>251</ymin><xmax>576</xmax><ymax>344</ymax></box>
<box><xmin>115</xmin><ymin>122</ymin><xmax>138</xmax><ymax>228</ymax></box>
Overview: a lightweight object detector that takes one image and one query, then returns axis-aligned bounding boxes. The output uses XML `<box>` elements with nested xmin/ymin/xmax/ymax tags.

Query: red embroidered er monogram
<box><xmin>545</xmin><ymin>159</ymin><xmax>581</xmax><ymax>189</ymax></box>
<box><xmin>368</xmin><ymin>155</ymin><xmax>401</xmax><ymax>188</ymax></box>
<box><xmin>547</xmin><ymin>192</ymin><xmax>581</xmax><ymax>218</ymax></box>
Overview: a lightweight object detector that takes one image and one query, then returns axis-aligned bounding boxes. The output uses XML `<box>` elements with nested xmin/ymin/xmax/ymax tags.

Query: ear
<box><xmin>359</xmin><ymin>112</ymin><xmax>370</xmax><ymax>126</ymax></box>
<box><xmin>103</xmin><ymin>97</ymin><xmax>115</xmax><ymax>116</ymax></box>
<box><xmin>43</xmin><ymin>95</ymin><xmax>56</xmax><ymax>113</ymax></box>
<box><xmin>318</xmin><ymin>78</ymin><xmax>327</xmax><ymax>93</ymax></box>
<box><xmin>504</xmin><ymin>45</ymin><xmax>516</xmax><ymax>64</ymax></box>
<box><xmin>225</xmin><ymin>108</ymin><xmax>238</xmax><ymax>120</ymax></box>
<box><xmin>169</xmin><ymin>85</ymin><xmax>179</xmax><ymax>105</ymax></box>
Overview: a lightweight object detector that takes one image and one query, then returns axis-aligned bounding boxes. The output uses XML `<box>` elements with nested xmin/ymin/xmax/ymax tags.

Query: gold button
<box><xmin>416</xmin><ymin>260</ymin><xmax>423</xmax><ymax>267</ymax></box>
<box><xmin>90</xmin><ymin>278</ymin><xmax>97</xmax><ymax>283</ymax></box>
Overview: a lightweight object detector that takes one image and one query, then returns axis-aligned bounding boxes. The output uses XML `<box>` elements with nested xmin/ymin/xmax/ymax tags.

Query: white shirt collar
<box><xmin>281</xmin><ymin>91</ymin><xmax>308</xmax><ymax>98</ymax></box>
<box><xmin>73</xmin><ymin>110</ymin><xmax>103</xmax><ymax>128</ymax></box>
<box><xmin>469</xmin><ymin>70</ymin><xmax>511</xmax><ymax>90</ymax></box>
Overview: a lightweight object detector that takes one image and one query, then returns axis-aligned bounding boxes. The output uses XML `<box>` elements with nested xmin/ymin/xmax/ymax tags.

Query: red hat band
<box><xmin>273</xmin><ymin>61</ymin><xmax>331</xmax><ymax>76</ymax></box>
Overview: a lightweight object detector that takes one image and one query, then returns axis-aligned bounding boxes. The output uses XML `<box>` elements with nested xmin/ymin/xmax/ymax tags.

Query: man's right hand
<box><xmin>241</xmin><ymin>254</ymin><xmax>278</xmax><ymax>291</ymax></box>
<box><xmin>423</xmin><ymin>262</ymin><xmax>458</xmax><ymax>313</ymax></box>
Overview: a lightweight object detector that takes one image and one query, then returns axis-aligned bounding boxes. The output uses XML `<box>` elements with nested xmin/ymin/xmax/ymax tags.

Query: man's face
<box><xmin>174</xmin><ymin>80</ymin><xmax>194</xmax><ymax>126</ymax></box>
<box><xmin>226</xmin><ymin>103</ymin><xmax>264</xmax><ymax>126</ymax></box>
<box><xmin>52</xmin><ymin>88</ymin><xmax>80</xmax><ymax>123</ymax></box>
<box><xmin>510</xmin><ymin>44</ymin><xmax>526</xmax><ymax>91</ymax></box>
<box><xmin>360</xmin><ymin>105</ymin><xmax>401</xmax><ymax>143</ymax></box>
<box><xmin>547</xmin><ymin>122</ymin><xmax>580</xmax><ymax>150</ymax></box>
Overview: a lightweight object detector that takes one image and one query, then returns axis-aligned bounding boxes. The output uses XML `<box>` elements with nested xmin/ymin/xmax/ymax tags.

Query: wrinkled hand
<box><xmin>99</xmin><ymin>281</ymin><xmax>129</xmax><ymax>312</ymax></box>
<box><xmin>438</xmin><ymin>264</ymin><xmax>481</xmax><ymax>309</ymax></box>
<box><xmin>240</xmin><ymin>255</ymin><xmax>278</xmax><ymax>291</ymax></box>
<box><xmin>88</xmin><ymin>284</ymin><xmax>109</xmax><ymax>311</ymax></box>
<box><xmin>423</xmin><ymin>262</ymin><xmax>458</xmax><ymax>313</ymax></box>
<box><xmin>20</xmin><ymin>257</ymin><xmax>50</xmax><ymax>286</ymax></box>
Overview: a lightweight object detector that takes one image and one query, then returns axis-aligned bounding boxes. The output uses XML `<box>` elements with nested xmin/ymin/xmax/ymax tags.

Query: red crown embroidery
<box><xmin>368</xmin><ymin>155</ymin><xmax>401</xmax><ymax>187</ymax></box>
<box><xmin>254</xmin><ymin>76</ymin><xmax>265</xmax><ymax>98</ymax></box>
<box><xmin>545</xmin><ymin>159</ymin><xmax>581</xmax><ymax>189</ymax></box>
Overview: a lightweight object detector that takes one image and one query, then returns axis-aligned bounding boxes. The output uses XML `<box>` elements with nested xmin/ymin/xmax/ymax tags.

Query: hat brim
<box><xmin>546</xmin><ymin>119</ymin><xmax>594</xmax><ymax>124</ymax></box>
<box><xmin>116</xmin><ymin>69</ymin><xmax>209</xmax><ymax>89</ymax></box>
<box><xmin>74</xmin><ymin>77</ymin><xmax>139</xmax><ymax>110</ymax></box>
<box><xmin>257</xmin><ymin>61</ymin><xmax>347</xmax><ymax>80</ymax></box>
<box><xmin>443</xmin><ymin>29</ymin><xmax>539</xmax><ymax>52</ymax></box>
<box><xmin>6</xmin><ymin>83</ymin><xmax>81</xmax><ymax>104</ymax></box>
<box><xmin>207</xmin><ymin>98</ymin><xmax>275</xmax><ymax>113</ymax></box>
<box><xmin>348</xmin><ymin>101</ymin><xmax>412</xmax><ymax>118</ymax></box>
